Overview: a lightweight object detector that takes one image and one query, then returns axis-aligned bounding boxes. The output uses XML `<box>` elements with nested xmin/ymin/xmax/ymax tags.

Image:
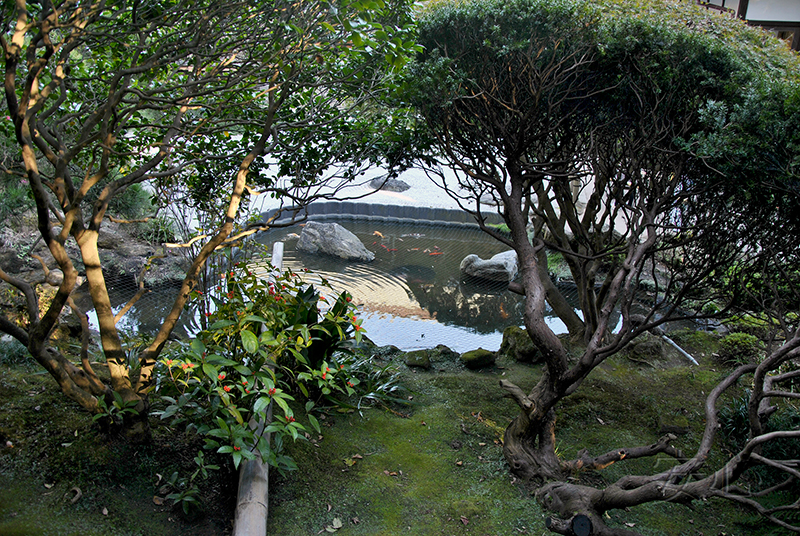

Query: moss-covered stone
<box><xmin>431</xmin><ymin>344</ymin><xmax>459</xmax><ymax>361</ymax></box>
<box><xmin>658</xmin><ymin>413</ymin><xmax>690</xmax><ymax>435</ymax></box>
<box><xmin>460</xmin><ymin>348</ymin><xmax>496</xmax><ymax>369</ymax></box>
<box><xmin>622</xmin><ymin>332</ymin><xmax>666</xmax><ymax>363</ymax></box>
<box><xmin>498</xmin><ymin>325</ymin><xmax>543</xmax><ymax>363</ymax></box>
<box><xmin>404</xmin><ymin>349</ymin><xmax>432</xmax><ymax>369</ymax></box>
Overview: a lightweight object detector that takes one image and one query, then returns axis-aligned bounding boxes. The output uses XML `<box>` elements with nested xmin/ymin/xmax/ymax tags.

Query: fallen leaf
<box><xmin>44</xmin><ymin>483</ymin><xmax>54</xmax><ymax>489</ymax></box>
<box><xmin>67</xmin><ymin>486</ymin><xmax>82</xmax><ymax>504</ymax></box>
<box><xmin>461</xmin><ymin>516</ymin><xmax>469</xmax><ymax>525</ymax></box>
<box><xmin>153</xmin><ymin>496</ymin><xmax>165</xmax><ymax>506</ymax></box>
<box><xmin>352</xmin><ymin>454</ymin><xmax>363</xmax><ymax>460</ymax></box>
<box><xmin>389</xmin><ymin>471</ymin><xmax>398</xmax><ymax>476</ymax></box>
<box><xmin>102</xmin><ymin>507</ymin><xmax>108</xmax><ymax>516</ymax></box>
<box><xmin>478</xmin><ymin>442</ymin><xmax>486</xmax><ymax>446</ymax></box>
<box><xmin>456</xmin><ymin>461</ymin><xmax>463</xmax><ymax>466</ymax></box>
<box><xmin>420</xmin><ymin>421</ymin><xmax>426</xmax><ymax>426</ymax></box>
<box><xmin>327</xmin><ymin>504</ymin><xmax>332</xmax><ymax>512</ymax></box>
<box><xmin>332</xmin><ymin>518</ymin><xmax>343</xmax><ymax>529</ymax></box>
<box><xmin>344</xmin><ymin>458</ymin><xmax>356</xmax><ymax>467</ymax></box>
<box><xmin>624</xmin><ymin>522</ymin><xmax>636</xmax><ymax>528</ymax></box>
<box><xmin>597</xmin><ymin>417</ymin><xmax>605</xmax><ymax>425</ymax></box>
<box><xmin>61</xmin><ymin>442</ymin><xmax>72</xmax><ymax>448</ymax></box>
<box><xmin>352</xmin><ymin>517</ymin><xmax>360</xmax><ymax>525</ymax></box>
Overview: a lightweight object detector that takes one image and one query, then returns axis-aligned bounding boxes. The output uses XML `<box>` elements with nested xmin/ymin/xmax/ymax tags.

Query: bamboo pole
<box><xmin>232</xmin><ymin>242</ymin><xmax>284</xmax><ymax>536</ymax></box>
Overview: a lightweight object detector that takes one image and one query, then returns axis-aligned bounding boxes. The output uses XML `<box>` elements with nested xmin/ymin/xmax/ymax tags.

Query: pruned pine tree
<box><xmin>410</xmin><ymin>0</ymin><xmax>800</xmax><ymax>533</ymax></box>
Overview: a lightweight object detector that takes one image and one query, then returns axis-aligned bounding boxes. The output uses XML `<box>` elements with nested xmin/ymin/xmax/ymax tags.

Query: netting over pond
<box><xmin>74</xmin><ymin>202</ymin><xmax>584</xmax><ymax>352</ymax></box>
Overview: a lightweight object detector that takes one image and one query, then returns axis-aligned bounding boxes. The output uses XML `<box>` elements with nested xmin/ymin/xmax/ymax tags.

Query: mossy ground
<box><xmin>0</xmin><ymin>350</ymin><xmax>236</xmax><ymax>536</ymax></box>
<box><xmin>269</xmin><ymin>357</ymin><xmax>543</xmax><ymax>535</ymax></box>
<box><xmin>0</xmin><ymin>329</ymin><xmax>772</xmax><ymax>535</ymax></box>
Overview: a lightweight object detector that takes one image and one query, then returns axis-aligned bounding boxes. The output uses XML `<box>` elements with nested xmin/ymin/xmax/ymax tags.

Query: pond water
<box><xmin>254</xmin><ymin>218</ymin><xmax>573</xmax><ymax>353</ymax></box>
<box><xmin>77</xmin><ymin>203</ymin><xmax>578</xmax><ymax>353</ymax></box>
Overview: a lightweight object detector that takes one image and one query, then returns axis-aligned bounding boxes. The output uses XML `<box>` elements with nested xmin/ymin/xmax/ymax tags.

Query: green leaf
<box><xmin>253</xmin><ymin>396</ymin><xmax>271</xmax><ymax>416</ymax></box>
<box><xmin>241</xmin><ymin>329</ymin><xmax>259</xmax><ymax>354</ymax></box>
<box><xmin>210</xmin><ymin>319</ymin><xmax>235</xmax><ymax>330</ymax></box>
<box><xmin>240</xmin><ymin>314</ymin><xmax>267</xmax><ymax>324</ymax></box>
<box><xmin>308</xmin><ymin>414</ymin><xmax>321</xmax><ymax>434</ymax></box>
<box><xmin>298</xmin><ymin>382</ymin><xmax>309</xmax><ymax>397</ymax></box>
<box><xmin>274</xmin><ymin>396</ymin><xmax>291</xmax><ymax>416</ymax></box>
<box><xmin>205</xmin><ymin>355</ymin><xmax>238</xmax><ymax>366</ymax></box>
<box><xmin>190</xmin><ymin>339</ymin><xmax>206</xmax><ymax>357</ymax></box>
<box><xmin>228</xmin><ymin>406</ymin><xmax>244</xmax><ymax>425</ymax></box>
<box><xmin>202</xmin><ymin>363</ymin><xmax>218</xmax><ymax>379</ymax></box>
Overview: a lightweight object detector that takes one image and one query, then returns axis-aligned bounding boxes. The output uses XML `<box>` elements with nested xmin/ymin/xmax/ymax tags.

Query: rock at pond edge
<box><xmin>460</xmin><ymin>348</ymin><xmax>496</xmax><ymax>370</ymax></box>
<box><xmin>499</xmin><ymin>325</ymin><xmax>543</xmax><ymax>363</ymax></box>
<box><xmin>404</xmin><ymin>350</ymin><xmax>432</xmax><ymax>369</ymax></box>
<box><xmin>459</xmin><ymin>250</ymin><xmax>518</xmax><ymax>283</ymax></box>
<box><xmin>296</xmin><ymin>221</ymin><xmax>375</xmax><ymax>262</ymax></box>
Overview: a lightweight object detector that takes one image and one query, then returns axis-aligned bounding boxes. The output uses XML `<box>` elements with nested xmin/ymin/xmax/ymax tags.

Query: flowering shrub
<box><xmin>155</xmin><ymin>261</ymin><xmax>363</xmax><ymax>471</ymax></box>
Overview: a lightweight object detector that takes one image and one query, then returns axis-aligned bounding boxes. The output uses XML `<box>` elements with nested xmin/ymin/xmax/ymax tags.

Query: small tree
<box><xmin>410</xmin><ymin>0</ymin><xmax>800</xmax><ymax>533</ymax></box>
<box><xmin>0</xmin><ymin>0</ymin><xmax>417</xmax><ymax>440</ymax></box>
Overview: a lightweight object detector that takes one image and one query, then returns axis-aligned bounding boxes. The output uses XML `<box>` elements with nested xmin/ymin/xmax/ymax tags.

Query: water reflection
<box><xmin>73</xmin><ymin>219</ymin><xmax>579</xmax><ymax>353</ymax></box>
<box><xmin>255</xmin><ymin>220</ymin><xmax>564</xmax><ymax>352</ymax></box>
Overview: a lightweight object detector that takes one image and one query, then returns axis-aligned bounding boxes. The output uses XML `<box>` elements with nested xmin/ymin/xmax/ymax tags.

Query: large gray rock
<box><xmin>460</xmin><ymin>250</ymin><xmax>518</xmax><ymax>282</ymax></box>
<box><xmin>296</xmin><ymin>222</ymin><xmax>375</xmax><ymax>262</ymax></box>
<box><xmin>369</xmin><ymin>177</ymin><xmax>410</xmax><ymax>192</ymax></box>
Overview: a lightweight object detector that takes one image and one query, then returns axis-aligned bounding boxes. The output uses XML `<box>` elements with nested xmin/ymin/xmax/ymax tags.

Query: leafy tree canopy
<box><xmin>0</xmin><ymin>0</ymin><xmax>419</xmax><ymax>439</ymax></box>
<box><xmin>408</xmin><ymin>0</ymin><xmax>800</xmax><ymax>533</ymax></box>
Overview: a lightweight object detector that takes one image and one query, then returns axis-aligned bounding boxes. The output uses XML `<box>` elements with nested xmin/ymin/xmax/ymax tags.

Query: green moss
<box><xmin>1</xmin><ymin>332</ymin><xmax>755</xmax><ymax>536</ymax></box>
<box><xmin>0</xmin><ymin>361</ymin><xmax>235</xmax><ymax>536</ymax></box>
<box><xmin>269</xmin><ymin>366</ymin><xmax>543</xmax><ymax>535</ymax></box>
<box><xmin>667</xmin><ymin>328</ymin><xmax>719</xmax><ymax>360</ymax></box>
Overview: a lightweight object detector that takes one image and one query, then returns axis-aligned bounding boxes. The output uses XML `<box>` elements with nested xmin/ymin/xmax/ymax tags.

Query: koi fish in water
<box><xmin>373</xmin><ymin>231</ymin><xmax>384</xmax><ymax>239</ymax></box>
<box><xmin>429</xmin><ymin>251</ymin><xmax>444</xmax><ymax>256</ymax></box>
<box><xmin>499</xmin><ymin>303</ymin><xmax>510</xmax><ymax>320</ymax></box>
